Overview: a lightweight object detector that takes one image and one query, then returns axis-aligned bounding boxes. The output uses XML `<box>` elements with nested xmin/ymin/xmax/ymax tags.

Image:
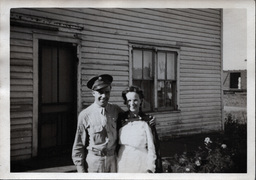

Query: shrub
<box><xmin>165</xmin><ymin>137</ymin><xmax>235</xmax><ymax>173</ymax></box>
<box><xmin>163</xmin><ymin>114</ymin><xmax>246</xmax><ymax>173</ymax></box>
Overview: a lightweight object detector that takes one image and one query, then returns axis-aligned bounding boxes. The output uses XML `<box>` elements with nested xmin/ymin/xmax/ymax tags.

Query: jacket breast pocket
<box><xmin>91</xmin><ymin>125</ymin><xmax>107</xmax><ymax>145</ymax></box>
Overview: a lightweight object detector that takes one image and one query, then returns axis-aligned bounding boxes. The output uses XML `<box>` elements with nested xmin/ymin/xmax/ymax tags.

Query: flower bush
<box><xmin>163</xmin><ymin>137</ymin><xmax>235</xmax><ymax>173</ymax></box>
<box><xmin>162</xmin><ymin>114</ymin><xmax>246</xmax><ymax>173</ymax></box>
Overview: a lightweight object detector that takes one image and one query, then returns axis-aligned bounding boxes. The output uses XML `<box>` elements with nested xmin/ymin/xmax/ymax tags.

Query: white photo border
<box><xmin>0</xmin><ymin>0</ymin><xmax>254</xmax><ymax>179</ymax></box>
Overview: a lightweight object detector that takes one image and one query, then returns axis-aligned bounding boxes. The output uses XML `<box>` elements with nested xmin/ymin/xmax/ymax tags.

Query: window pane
<box><xmin>157</xmin><ymin>81</ymin><xmax>165</xmax><ymax>108</ymax></box>
<box><xmin>133</xmin><ymin>80</ymin><xmax>153</xmax><ymax>112</ymax></box>
<box><xmin>158</xmin><ymin>52</ymin><xmax>166</xmax><ymax>80</ymax></box>
<box><xmin>167</xmin><ymin>52</ymin><xmax>176</xmax><ymax>80</ymax></box>
<box><xmin>133</xmin><ymin>50</ymin><xmax>142</xmax><ymax>79</ymax></box>
<box><xmin>141</xmin><ymin>81</ymin><xmax>153</xmax><ymax>111</ymax></box>
<box><xmin>157</xmin><ymin>81</ymin><xmax>175</xmax><ymax>109</ymax></box>
<box><xmin>166</xmin><ymin>81</ymin><xmax>173</xmax><ymax>107</ymax></box>
<box><xmin>143</xmin><ymin>51</ymin><xmax>153</xmax><ymax>80</ymax></box>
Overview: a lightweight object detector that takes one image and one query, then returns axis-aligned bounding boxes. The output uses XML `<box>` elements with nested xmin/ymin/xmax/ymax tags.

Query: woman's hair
<box><xmin>122</xmin><ymin>85</ymin><xmax>144</xmax><ymax>105</ymax></box>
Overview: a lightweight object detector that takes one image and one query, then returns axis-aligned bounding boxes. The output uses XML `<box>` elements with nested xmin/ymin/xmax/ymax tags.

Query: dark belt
<box><xmin>89</xmin><ymin>147</ymin><xmax>115</xmax><ymax>157</ymax></box>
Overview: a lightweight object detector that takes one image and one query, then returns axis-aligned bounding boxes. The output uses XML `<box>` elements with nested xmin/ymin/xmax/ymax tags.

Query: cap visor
<box><xmin>93</xmin><ymin>83</ymin><xmax>110</xmax><ymax>91</ymax></box>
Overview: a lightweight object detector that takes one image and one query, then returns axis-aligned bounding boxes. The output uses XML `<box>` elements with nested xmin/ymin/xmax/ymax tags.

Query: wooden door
<box><xmin>38</xmin><ymin>40</ymin><xmax>77</xmax><ymax>157</ymax></box>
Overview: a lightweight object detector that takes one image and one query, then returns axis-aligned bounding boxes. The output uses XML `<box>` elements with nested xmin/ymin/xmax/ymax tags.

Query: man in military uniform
<box><xmin>72</xmin><ymin>74</ymin><xmax>122</xmax><ymax>172</ymax></box>
<box><xmin>72</xmin><ymin>74</ymin><xmax>156</xmax><ymax>173</ymax></box>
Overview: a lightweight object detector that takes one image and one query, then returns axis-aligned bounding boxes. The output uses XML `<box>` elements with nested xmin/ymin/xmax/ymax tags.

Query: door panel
<box><xmin>41</xmin><ymin>46</ymin><xmax>58</xmax><ymax>103</ymax></box>
<box><xmin>39</xmin><ymin>40</ymin><xmax>77</xmax><ymax>157</ymax></box>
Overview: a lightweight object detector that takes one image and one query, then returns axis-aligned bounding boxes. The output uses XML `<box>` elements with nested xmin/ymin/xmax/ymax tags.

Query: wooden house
<box><xmin>10</xmin><ymin>8</ymin><xmax>223</xmax><ymax>161</ymax></box>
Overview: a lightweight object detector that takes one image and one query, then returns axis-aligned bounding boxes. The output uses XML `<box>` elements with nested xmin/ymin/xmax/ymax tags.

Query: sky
<box><xmin>223</xmin><ymin>9</ymin><xmax>247</xmax><ymax>70</ymax></box>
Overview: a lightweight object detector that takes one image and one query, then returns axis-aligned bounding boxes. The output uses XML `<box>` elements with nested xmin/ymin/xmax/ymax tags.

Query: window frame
<box><xmin>129</xmin><ymin>43</ymin><xmax>180</xmax><ymax>112</ymax></box>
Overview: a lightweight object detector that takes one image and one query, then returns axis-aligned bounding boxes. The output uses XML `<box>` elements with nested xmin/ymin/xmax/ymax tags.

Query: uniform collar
<box><xmin>93</xmin><ymin>103</ymin><xmax>109</xmax><ymax>115</ymax></box>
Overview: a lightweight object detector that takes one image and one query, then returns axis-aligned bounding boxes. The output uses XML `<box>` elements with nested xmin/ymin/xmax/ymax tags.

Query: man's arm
<box><xmin>72</xmin><ymin>116</ymin><xmax>88</xmax><ymax>172</ymax></box>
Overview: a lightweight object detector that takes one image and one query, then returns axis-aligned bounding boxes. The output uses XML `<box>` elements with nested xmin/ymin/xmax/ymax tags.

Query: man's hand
<box><xmin>76</xmin><ymin>165</ymin><xmax>86</xmax><ymax>173</ymax></box>
<box><xmin>148</xmin><ymin>115</ymin><xmax>156</xmax><ymax>126</ymax></box>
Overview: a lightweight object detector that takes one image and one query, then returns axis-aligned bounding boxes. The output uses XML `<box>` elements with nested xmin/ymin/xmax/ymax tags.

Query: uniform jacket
<box><xmin>72</xmin><ymin>103</ymin><xmax>123</xmax><ymax>171</ymax></box>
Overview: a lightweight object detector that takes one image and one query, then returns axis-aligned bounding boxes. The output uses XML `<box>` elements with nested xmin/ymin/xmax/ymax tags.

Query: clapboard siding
<box><xmin>82</xmin><ymin>47</ymin><xmax>128</xmax><ymax>56</ymax></box>
<box><xmin>11</xmin><ymin>118</ymin><xmax>33</xmax><ymax>125</ymax></box>
<box><xmin>81</xmin><ymin>54</ymin><xmax>128</xmax><ymax>61</ymax></box>
<box><xmin>10</xmin><ymin>8</ymin><xmax>222</xmax><ymax>160</ymax></box>
<box><xmin>78</xmin><ymin>28</ymin><xmax>220</xmax><ymax>47</ymax></box>
<box><xmin>79</xmin><ymin>8</ymin><xmax>221</xmax><ymax>33</ymax></box>
<box><xmin>52</xmin><ymin>8</ymin><xmax>220</xmax><ymax>33</ymax></box>
<box><xmin>181</xmin><ymin>51</ymin><xmax>221</xmax><ymax>58</ymax></box>
<box><xmin>181</xmin><ymin>46</ymin><xmax>220</xmax><ymax>54</ymax></box>
<box><xmin>180</xmin><ymin>81</ymin><xmax>221</xmax><ymax>86</ymax></box>
<box><xmin>180</xmin><ymin>64</ymin><xmax>221</xmax><ymax>70</ymax></box>
<box><xmin>181</xmin><ymin>97</ymin><xmax>221</xmax><ymax>103</ymax></box>
<box><xmin>180</xmin><ymin>69</ymin><xmax>220</xmax><ymax>75</ymax></box>
<box><xmin>13</xmin><ymin>8</ymin><xmax>221</xmax><ymax>47</ymax></box>
<box><xmin>181</xmin><ymin>77</ymin><xmax>220</xmax><ymax>82</ymax></box>
<box><xmin>10</xmin><ymin>21</ymin><xmax>34</xmax><ymax>161</ymax></box>
<box><xmin>180</xmin><ymin>73</ymin><xmax>221</xmax><ymax>79</ymax></box>
<box><xmin>181</xmin><ymin>56</ymin><xmax>220</xmax><ymax>63</ymax></box>
<box><xmin>131</xmin><ymin>9</ymin><xmax>221</xmax><ymax>26</ymax></box>
<box><xmin>81</xmin><ymin>59</ymin><xmax>129</xmax><ymax>66</ymax></box>
<box><xmin>11</xmin><ymin>111</ymin><xmax>33</xmax><ymax>119</ymax></box>
<box><xmin>180</xmin><ymin>90</ymin><xmax>220</xmax><ymax>95</ymax></box>
<box><xmin>12</xmin><ymin>137</ymin><xmax>32</xmax><ymax>145</ymax></box>
<box><xmin>10</xmin><ymin>39</ymin><xmax>32</xmax><ymax>46</ymax></box>
<box><xmin>11</xmin><ymin>124</ymin><xmax>33</xmax><ymax>131</ymax></box>
<box><xmin>158</xmin><ymin>9</ymin><xmax>220</xmax><ymax>22</ymax></box>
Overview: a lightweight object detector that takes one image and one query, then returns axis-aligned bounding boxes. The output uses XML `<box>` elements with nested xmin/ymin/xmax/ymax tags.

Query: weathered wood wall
<box><xmin>10</xmin><ymin>8</ymin><xmax>222</xmax><ymax>160</ymax></box>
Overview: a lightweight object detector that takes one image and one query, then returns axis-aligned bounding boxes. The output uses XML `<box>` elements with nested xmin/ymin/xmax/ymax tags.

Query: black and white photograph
<box><xmin>0</xmin><ymin>0</ymin><xmax>255</xmax><ymax>179</ymax></box>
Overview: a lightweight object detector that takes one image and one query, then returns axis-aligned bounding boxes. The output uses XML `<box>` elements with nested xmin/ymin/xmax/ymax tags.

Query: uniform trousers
<box><xmin>86</xmin><ymin>152</ymin><xmax>117</xmax><ymax>172</ymax></box>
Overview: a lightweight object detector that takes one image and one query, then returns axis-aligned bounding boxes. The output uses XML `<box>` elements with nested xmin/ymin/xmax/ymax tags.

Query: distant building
<box><xmin>222</xmin><ymin>70</ymin><xmax>247</xmax><ymax>124</ymax></box>
<box><xmin>223</xmin><ymin>70</ymin><xmax>247</xmax><ymax>93</ymax></box>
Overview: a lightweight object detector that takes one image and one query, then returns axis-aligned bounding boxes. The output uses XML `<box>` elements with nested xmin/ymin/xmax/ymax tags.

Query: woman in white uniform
<box><xmin>117</xmin><ymin>86</ymin><xmax>156</xmax><ymax>173</ymax></box>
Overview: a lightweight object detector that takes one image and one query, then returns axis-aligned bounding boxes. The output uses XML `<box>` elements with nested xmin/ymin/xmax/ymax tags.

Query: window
<box><xmin>131</xmin><ymin>45</ymin><xmax>179</xmax><ymax>112</ymax></box>
<box><xmin>133</xmin><ymin>49</ymin><xmax>154</xmax><ymax>111</ymax></box>
<box><xmin>230</xmin><ymin>72</ymin><xmax>241</xmax><ymax>89</ymax></box>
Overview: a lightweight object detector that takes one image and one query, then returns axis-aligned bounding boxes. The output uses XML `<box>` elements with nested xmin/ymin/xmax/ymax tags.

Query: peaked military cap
<box><xmin>87</xmin><ymin>74</ymin><xmax>113</xmax><ymax>90</ymax></box>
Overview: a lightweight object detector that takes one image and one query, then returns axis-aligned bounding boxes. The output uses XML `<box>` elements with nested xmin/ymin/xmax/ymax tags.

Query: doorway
<box><xmin>38</xmin><ymin>40</ymin><xmax>77</xmax><ymax>157</ymax></box>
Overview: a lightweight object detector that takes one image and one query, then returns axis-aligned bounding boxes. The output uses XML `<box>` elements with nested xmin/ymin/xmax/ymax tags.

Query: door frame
<box><xmin>32</xmin><ymin>33</ymin><xmax>81</xmax><ymax>157</ymax></box>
